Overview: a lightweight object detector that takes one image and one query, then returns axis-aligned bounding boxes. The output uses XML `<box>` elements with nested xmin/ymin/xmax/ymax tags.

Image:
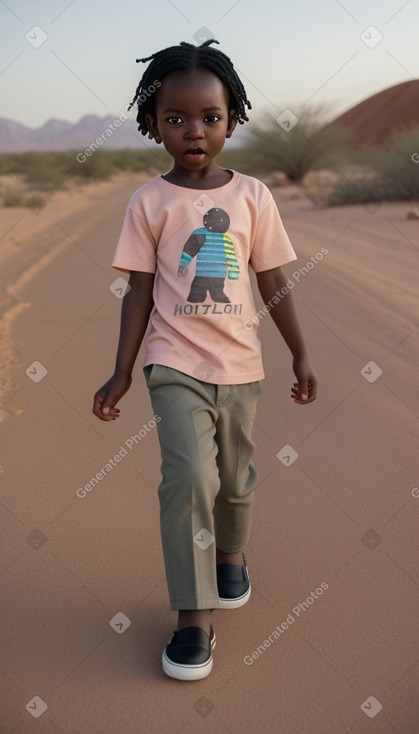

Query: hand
<box><xmin>291</xmin><ymin>355</ymin><xmax>318</xmax><ymax>405</ymax></box>
<box><xmin>92</xmin><ymin>373</ymin><xmax>132</xmax><ymax>421</ymax></box>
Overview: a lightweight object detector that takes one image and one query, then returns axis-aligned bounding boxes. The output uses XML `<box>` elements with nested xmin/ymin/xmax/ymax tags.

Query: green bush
<box><xmin>237</xmin><ymin>105</ymin><xmax>350</xmax><ymax>182</ymax></box>
<box><xmin>108</xmin><ymin>148</ymin><xmax>172</xmax><ymax>173</ymax></box>
<box><xmin>0</xmin><ymin>152</ymin><xmax>75</xmax><ymax>190</ymax></box>
<box><xmin>1</xmin><ymin>186</ymin><xmax>28</xmax><ymax>206</ymax></box>
<box><xmin>75</xmin><ymin>151</ymin><xmax>117</xmax><ymax>180</ymax></box>
<box><xmin>0</xmin><ymin>149</ymin><xmax>172</xmax><ymax>192</ymax></box>
<box><xmin>321</xmin><ymin>125</ymin><xmax>419</xmax><ymax>205</ymax></box>
<box><xmin>216</xmin><ymin>148</ymin><xmax>258</xmax><ymax>172</ymax></box>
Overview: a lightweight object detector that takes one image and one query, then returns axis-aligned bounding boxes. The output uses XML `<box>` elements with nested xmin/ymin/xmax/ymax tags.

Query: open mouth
<box><xmin>184</xmin><ymin>148</ymin><xmax>206</xmax><ymax>160</ymax></box>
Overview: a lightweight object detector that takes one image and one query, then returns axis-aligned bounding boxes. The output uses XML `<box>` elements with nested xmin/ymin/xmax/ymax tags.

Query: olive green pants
<box><xmin>143</xmin><ymin>364</ymin><xmax>262</xmax><ymax>610</ymax></box>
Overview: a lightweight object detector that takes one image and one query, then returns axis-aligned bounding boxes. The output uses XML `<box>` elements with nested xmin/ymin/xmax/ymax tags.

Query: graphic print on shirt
<box><xmin>177</xmin><ymin>208</ymin><xmax>239</xmax><ymax>303</ymax></box>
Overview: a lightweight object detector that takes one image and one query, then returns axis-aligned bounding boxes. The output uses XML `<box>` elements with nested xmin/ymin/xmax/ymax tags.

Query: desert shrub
<box><xmin>320</xmin><ymin>175</ymin><xmax>382</xmax><ymax>206</ymax></box>
<box><xmin>1</xmin><ymin>186</ymin><xmax>28</xmax><ymax>206</ymax></box>
<box><xmin>5</xmin><ymin>152</ymin><xmax>74</xmax><ymax>190</ymax></box>
<box><xmin>321</xmin><ymin>125</ymin><xmax>419</xmax><ymax>205</ymax></box>
<box><xmin>216</xmin><ymin>148</ymin><xmax>257</xmax><ymax>172</ymax></box>
<box><xmin>237</xmin><ymin>105</ymin><xmax>350</xmax><ymax>182</ymax></box>
<box><xmin>75</xmin><ymin>151</ymin><xmax>118</xmax><ymax>180</ymax></box>
<box><xmin>108</xmin><ymin>148</ymin><xmax>171</xmax><ymax>173</ymax></box>
<box><xmin>0</xmin><ymin>149</ymin><xmax>171</xmax><ymax>189</ymax></box>
<box><xmin>25</xmin><ymin>192</ymin><xmax>48</xmax><ymax>212</ymax></box>
<box><xmin>358</xmin><ymin>126</ymin><xmax>419</xmax><ymax>200</ymax></box>
<box><xmin>0</xmin><ymin>145</ymin><xmax>272</xmax><ymax>188</ymax></box>
<box><xmin>0</xmin><ymin>184</ymin><xmax>49</xmax><ymax>209</ymax></box>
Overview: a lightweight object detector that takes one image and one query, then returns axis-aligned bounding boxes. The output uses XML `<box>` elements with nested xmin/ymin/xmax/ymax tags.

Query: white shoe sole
<box><xmin>162</xmin><ymin>651</ymin><xmax>213</xmax><ymax>680</ymax></box>
<box><xmin>162</xmin><ymin>631</ymin><xmax>216</xmax><ymax>681</ymax></box>
<box><xmin>218</xmin><ymin>583</ymin><xmax>251</xmax><ymax>609</ymax></box>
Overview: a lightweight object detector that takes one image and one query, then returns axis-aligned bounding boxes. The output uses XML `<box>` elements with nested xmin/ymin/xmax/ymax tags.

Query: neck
<box><xmin>162</xmin><ymin>162</ymin><xmax>233</xmax><ymax>189</ymax></box>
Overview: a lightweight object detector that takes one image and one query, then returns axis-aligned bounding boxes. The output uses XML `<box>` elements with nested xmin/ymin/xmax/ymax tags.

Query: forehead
<box><xmin>155</xmin><ymin>68</ymin><xmax>230</xmax><ymax>110</ymax></box>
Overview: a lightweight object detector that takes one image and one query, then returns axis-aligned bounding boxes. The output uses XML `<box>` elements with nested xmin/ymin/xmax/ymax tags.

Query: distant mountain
<box><xmin>0</xmin><ymin>113</ymin><xmax>149</xmax><ymax>152</ymax></box>
<box><xmin>0</xmin><ymin>113</ymin><xmax>248</xmax><ymax>153</ymax></box>
<box><xmin>330</xmin><ymin>79</ymin><xmax>419</xmax><ymax>147</ymax></box>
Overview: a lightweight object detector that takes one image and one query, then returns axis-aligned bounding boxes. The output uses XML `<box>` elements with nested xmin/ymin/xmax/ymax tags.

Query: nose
<box><xmin>185</xmin><ymin>120</ymin><xmax>204</xmax><ymax>139</ymax></box>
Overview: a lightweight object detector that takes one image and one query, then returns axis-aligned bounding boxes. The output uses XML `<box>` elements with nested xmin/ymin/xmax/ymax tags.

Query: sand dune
<box><xmin>331</xmin><ymin>79</ymin><xmax>419</xmax><ymax>147</ymax></box>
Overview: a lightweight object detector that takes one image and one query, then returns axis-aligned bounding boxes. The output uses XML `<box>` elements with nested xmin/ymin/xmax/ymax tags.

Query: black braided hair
<box><xmin>127</xmin><ymin>39</ymin><xmax>251</xmax><ymax>135</ymax></box>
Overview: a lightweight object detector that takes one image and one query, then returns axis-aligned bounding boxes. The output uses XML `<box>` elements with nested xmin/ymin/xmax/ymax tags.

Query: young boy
<box><xmin>92</xmin><ymin>39</ymin><xmax>318</xmax><ymax>681</ymax></box>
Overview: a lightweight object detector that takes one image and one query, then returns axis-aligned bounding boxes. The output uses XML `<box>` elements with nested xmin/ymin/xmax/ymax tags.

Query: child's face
<box><xmin>145</xmin><ymin>68</ymin><xmax>237</xmax><ymax>174</ymax></box>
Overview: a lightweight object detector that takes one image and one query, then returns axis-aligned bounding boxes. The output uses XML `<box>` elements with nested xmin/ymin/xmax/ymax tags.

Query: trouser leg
<box><xmin>144</xmin><ymin>365</ymin><xmax>221</xmax><ymax>610</ymax></box>
<box><xmin>213</xmin><ymin>381</ymin><xmax>262</xmax><ymax>553</ymax></box>
<box><xmin>144</xmin><ymin>364</ymin><xmax>262</xmax><ymax>609</ymax></box>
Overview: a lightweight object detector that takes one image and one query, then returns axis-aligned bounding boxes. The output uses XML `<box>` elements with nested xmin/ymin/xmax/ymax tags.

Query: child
<box><xmin>92</xmin><ymin>39</ymin><xmax>318</xmax><ymax>681</ymax></box>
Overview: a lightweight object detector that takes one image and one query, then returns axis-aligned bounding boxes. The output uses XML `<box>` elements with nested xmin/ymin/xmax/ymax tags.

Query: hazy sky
<box><xmin>1</xmin><ymin>0</ymin><xmax>417</xmax><ymax>129</ymax></box>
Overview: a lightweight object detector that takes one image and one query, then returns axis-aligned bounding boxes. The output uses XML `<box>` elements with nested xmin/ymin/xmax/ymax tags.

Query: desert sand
<box><xmin>1</xmin><ymin>172</ymin><xmax>418</xmax><ymax>733</ymax></box>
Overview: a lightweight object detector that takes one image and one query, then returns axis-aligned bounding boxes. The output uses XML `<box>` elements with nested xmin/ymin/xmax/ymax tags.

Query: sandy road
<box><xmin>1</xmin><ymin>174</ymin><xmax>418</xmax><ymax>733</ymax></box>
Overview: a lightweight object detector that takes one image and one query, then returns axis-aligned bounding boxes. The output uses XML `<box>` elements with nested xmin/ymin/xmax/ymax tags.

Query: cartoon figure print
<box><xmin>177</xmin><ymin>207</ymin><xmax>239</xmax><ymax>303</ymax></box>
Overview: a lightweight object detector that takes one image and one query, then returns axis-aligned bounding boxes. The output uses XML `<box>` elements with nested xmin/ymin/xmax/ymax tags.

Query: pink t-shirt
<box><xmin>112</xmin><ymin>170</ymin><xmax>297</xmax><ymax>384</ymax></box>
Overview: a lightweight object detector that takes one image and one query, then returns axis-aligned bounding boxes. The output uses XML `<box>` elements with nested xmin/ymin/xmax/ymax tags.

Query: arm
<box><xmin>256</xmin><ymin>266</ymin><xmax>318</xmax><ymax>404</ymax></box>
<box><xmin>178</xmin><ymin>233</ymin><xmax>205</xmax><ymax>276</ymax></box>
<box><xmin>92</xmin><ymin>270</ymin><xmax>155</xmax><ymax>421</ymax></box>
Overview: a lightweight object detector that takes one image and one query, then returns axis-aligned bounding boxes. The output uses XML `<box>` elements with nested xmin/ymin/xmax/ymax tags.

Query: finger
<box><xmin>98</xmin><ymin>408</ymin><xmax>120</xmax><ymax>422</ymax></box>
<box><xmin>93</xmin><ymin>405</ymin><xmax>114</xmax><ymax>421</ymax></box>
<box><xmin>93</xmin><ymin>390</ymin><xmax>117</xmax><ymax>420</ymax></box>
<box><xmin>92</xmin><ymin>391</ymin><xmax>106</xmax><ymax>418</ymax></box>
<box><xmin>294</xmin><ymin>389</ymin><xmax>317</xmax><ymax>404</ymax></box>
<box><xmin>297</xmin><ymin>382</ymin><xmax>309</xmax><ymax>401</ymax></box>
<box><xmin>101</xmin><ymin>399</ymin><xmax>118</xmax><ymax>417</ymax></box>
<box><xmin>107</xmin><ymin>407</ymin><xmax>120</xmax><ymax>417</ymax></box>
<box><xmin>291</xmin><ymin>383</ymin><xmax>317</xmax><ymax>404</ymax></box>
<box><xmin>292</xmin><ymin>378</ymin><xmax>318</xmax><ymax>397</ymax></box>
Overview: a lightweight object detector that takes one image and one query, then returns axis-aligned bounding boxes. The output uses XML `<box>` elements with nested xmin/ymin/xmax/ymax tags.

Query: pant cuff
<box><xmin>216</xmin><ymin>544</ymin><xmax>247</xmax><ymax>554</ymax></box>
<box><xmin>169</xmin><ymin>596</ymin><xmax>221</xmax><ymax>610</ymax></box>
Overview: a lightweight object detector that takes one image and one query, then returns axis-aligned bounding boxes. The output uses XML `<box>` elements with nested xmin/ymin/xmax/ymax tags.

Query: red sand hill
<box><xmin>330</xmin><ymin>79</ymin><xmax>419</xmax><ymax>147</ymax></box>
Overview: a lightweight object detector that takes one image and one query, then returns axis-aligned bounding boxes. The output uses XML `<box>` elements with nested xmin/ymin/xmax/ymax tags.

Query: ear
<box><xmin>145</xmin><ymin>113</ymin><xmax>162</xmax><ymax>144</ymax></box>
<box><xmin>225</xmin><ymin>109</ymin><xmax>238</xmax><ymax>139</ymax></box>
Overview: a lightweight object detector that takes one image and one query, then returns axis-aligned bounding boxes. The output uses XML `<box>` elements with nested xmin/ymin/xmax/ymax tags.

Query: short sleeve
<box><xmin>249</xmin><ymin>195</ymin><xmax>297</xmax><ymax>273</ymax></box>
<box><xmin>112</xmin><ymin>205</ymin><xmax>157</xmax><ymax>274</ymax></box>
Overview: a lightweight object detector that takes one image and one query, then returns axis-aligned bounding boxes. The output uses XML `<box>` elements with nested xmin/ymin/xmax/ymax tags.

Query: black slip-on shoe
<box><xmin>217</xmin><ymin>552</ymin><xmax>251</xmax><ymax>609</ymax></box>
<box><xmin>162</xmin><ymin>625</ymin><xmax>215</xmax><ymax>680</ymax></box>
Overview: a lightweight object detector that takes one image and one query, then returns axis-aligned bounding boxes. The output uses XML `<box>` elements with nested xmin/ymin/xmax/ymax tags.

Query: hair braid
<box><xmin>127</xmin><ymin>39</ymin><xmax>251</xmax><ymax>135</ymax></box>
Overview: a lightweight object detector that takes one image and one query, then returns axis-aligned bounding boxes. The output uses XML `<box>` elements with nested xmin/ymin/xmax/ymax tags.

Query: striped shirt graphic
<box><xmin>179</xmin><ymin>228</ymin><xmax>239</xmax><ymax>279</ymax></box>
